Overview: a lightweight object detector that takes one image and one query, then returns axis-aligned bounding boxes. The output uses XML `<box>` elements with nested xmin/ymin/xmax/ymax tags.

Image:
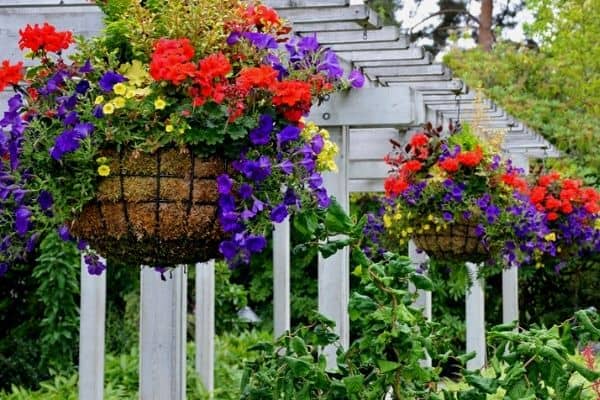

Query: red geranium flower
<box><xmin>530</xmin><ymin>186</ymin><xmax>547</xmax><ymax>204</ymax></box>
<box><xmin>409</xmin><ymin>133</ymin><xmax>428</xmax><ymax>148</ymax></box>
<box><xmin>538</xmin><ymin>172</ymin><xmax>560</xmax><ymax>187</ymax></box>
<box><xmin>439</xmin><ymin>157</ymin><xmax>460</xmax><ymax>173</ymax></box>
<box><xmin>0</xmin><ymin>60</ymin><xmax>24</xmax><ymax>92</ymax></box>
<box><xmin>457</xmin><ymin>146</ymin><xmax>483</xmax><ymax>167</ymax></box>
<box><xmin>150</xmin><ymin>38</ymin><xmax>196</xmax><ymax>85</ymax></box>
<box><xmin>403</xmin><ymin>160</ymin><xmax>422</xmax><ymax>173</ymax></box>
<box><xmin>384</xmin><ymin>176</ymin><xmax>409</xmax><ymax>197</ymax></box>
<box><xmin>19</xmin><ymin>23</ymin><xmax>73</xmax><ymax>53</ymax></box>
<box><xmin>235</xmin><ymin>65</ymin><xmax>278</xmax><ymax>95</ymax></box>
<box><xmin>501</xmin><ymin>172</ymin><xmax>529</xmax><ymax>194</ymax></box>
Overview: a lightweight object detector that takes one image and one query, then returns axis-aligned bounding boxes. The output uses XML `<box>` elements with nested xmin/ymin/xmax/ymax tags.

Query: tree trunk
<box><xmin>478</xmin><ymin>0</ymin><xmax>494</xmax><ymax>51</ymax></box>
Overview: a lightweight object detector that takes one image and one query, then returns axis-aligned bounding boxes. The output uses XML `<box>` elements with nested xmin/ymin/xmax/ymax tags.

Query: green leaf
<box><xmin>377</xmin><ymin>359</ymin><xmax>401</xmax><ymax>373</ymax></box>
<box><xmin>410</xmin><ymin>273</ymin><xmax>433</xmax><ymax>291</ymax></box>
<box><xmin>324</xmin><ymin>198</ymin><xmax>353</xmax><ymax>234</ymax></box>
<box><xmin>465</xmin><ymin>374</ymin><xmax>499</xmax><ymax>394</ymax></box>
<box><xmin>342</xmin><ymin>375</ymin><xmax>364</xmax><ymax>394</ymax></box>
<box><xmin>290</xmin><ymin>336</ymin><xmax>308</xmax><ymax>356</ymax></box>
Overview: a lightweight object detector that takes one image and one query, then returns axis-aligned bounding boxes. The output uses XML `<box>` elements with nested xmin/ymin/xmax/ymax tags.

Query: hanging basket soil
<box><xmin>70</xmin><ymin>148</ymin><xmax>227</xmax><ymax>266</ymax></box>
<box><xmin>412</xmin><ymin>220</ymin><xmax>488</xmax><ymax>262</ymax></box>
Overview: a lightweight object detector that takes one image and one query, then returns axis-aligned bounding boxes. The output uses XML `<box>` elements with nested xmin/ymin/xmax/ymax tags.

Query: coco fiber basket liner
<box><xmin>412</xmin><ymin>221</ymin><xmax>488</xmax><ymax>262</ymax></box>
<box><xmin>70</xmin><ymin>148</ymin><xmax>226</xmax><ymax>266</ymax></box>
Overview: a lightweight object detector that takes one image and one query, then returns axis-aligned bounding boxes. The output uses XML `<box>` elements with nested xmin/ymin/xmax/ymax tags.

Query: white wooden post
<box><xmin>408</xmin><ymin>241</ymin><xmax>432</xmax><ymax>367</ymax></box>
<box><xmin>195</xmin><ymin>261</ymin><xmax>215</xmax><ymax>394</ymax></box>
<box><xmin>502</xmin><ymin>153</ymin><xmax>528</xmax><ymax>324</ymax></box>
<box><xmin>273</xmin><ymin>217</ymin><xmax>291</xmax><ymax>338</ymax></box>
<box><xmin>318</xmin><ymin>126</ymin><xmax>350</xmax><ymax>369</ymax></box>
<box><xmin>79</xmin><ymin>254</ymin><xmax>106</xmax><ymax>400</ymax></box>
<box><xmin>465</xmin><ymin>262</ymin><xmax>486</xmax><ymax>370</ymax></box>
<box><xmin>140</xmin><ymin>266</ymin><xmax>187</xmax><ymax>400</ymax></box>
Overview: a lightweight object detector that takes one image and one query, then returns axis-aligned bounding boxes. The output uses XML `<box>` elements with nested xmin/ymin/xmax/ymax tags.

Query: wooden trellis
<box><xmin>0</xmin><ymin>0</ymin><xmax>559</xmax><ymax>398</ymax></box>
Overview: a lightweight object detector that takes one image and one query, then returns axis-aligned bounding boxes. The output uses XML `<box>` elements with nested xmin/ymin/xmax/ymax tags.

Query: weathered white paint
<box><xmin>79</xmin><ymin>254</ymin><xmax>106</xmax><ymax>400</ymax></box>
<box><xmin>465</xmin><ymin>262</ymin><xmax>486</xmax><ymax>370</ymax></box>
<box><xmin>273</xmin><ymin>217</ymin><xmax>291</xmax><ymax>337</ymax></box>
<box><xmin>140</xmin><ymin>266</ymin><xmax>187</xmax><ymax>400</ymax></box>
<box><xmin>317</xmin><ymin>126</ymin><xmax>350</xmax><ymax>369</ymax></box>
<box><xmin>195</xmin><ymin>261</ymin><xmax>215</xmax><ymax>394</ymax></box>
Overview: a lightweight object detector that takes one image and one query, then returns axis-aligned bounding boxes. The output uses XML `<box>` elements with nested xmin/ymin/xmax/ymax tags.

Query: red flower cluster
<box><xmin>150</xmin><ymin>38</ymin><xmax>196</xmax><ymax>85</ymax></box>
<box><xmin>272</xmin><ymin>80</ymin><xmax>312</xmax><ymax>122</ymax></box>
<box><xmin>0</xmin><ymin>60</ymin><xmax>23</xmax><ymax>92</ymax></box>
<box><xmin>191</xmin><ymin>53</ymin><xmax>232</xmax><ymax>106</ymax></box>
<box><xmin>439</xmin><ymin>146</ymin><xmax>483</xmax><ymax>173</ymax></box>
<box><xmin>530</xmin><ymin>173</ymin><xmax>600</xmax><ymax>220</ymax></box>
<box><xmin>235</xmin><ymin>65</ymin><xmax>278</xmax><ymax>95</ymax></box>
<box><xmin>243</xmin><ymin>4</ymin><xmax>282</xmax><ymax>28</ymax></box>
<box><xmin>384</xmin><ymin>176</ymin><xmax>409</xmax><ymax>197</ymax></box>
<box><xmin>19</xmin><ymin>23</ymin><xmax>73</xmax><ymax>53</ymax></box>
<box><xmin>501</xmin><ymin>171</ymin><xmax>529</xmax><ymax>194</ymax></box>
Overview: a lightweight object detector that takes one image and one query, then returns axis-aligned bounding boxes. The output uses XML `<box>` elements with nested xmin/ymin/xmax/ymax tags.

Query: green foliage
<box><xmin>33</xmin><ymin>233</ymin><xmax>80</xmax><ymax>374</ymax></box>
<box><xmin>1</xmin><ymin>330</ymin><xmax>270</xmax><ymax>399</ymax></box>
<box><xmin>445</xmin><ymin>39</ymin><xmax>600</xmax><ymax>185</ymax></box>
<box><xmin>240</xmin><ymin>253</ymin><xmax>444</xmax><ymax>399</ymax></box>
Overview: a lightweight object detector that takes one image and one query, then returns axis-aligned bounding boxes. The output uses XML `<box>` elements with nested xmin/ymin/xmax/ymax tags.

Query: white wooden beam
<box><xmin>195</xmin><ymin>261</ymin><xmax>215</xmax><ymax>394</ymax></box>
<box><xmin>78</xmin><ymin>254</ymin><xmax>106</xmax><ymax>400</ymax></box>
<box><xmin>309</xmin><ymin>87</ymin><xmax>414</xmax><ymax>127</ymax></box>
<box><xmin>273</xmin><ymin>217</ymin><xmax>291</xmax><ymax>338</ymax></box>
<box><xmin>140</xmin><ymin>266</ymin><xmax>187</xmax><ymax>400</ymax></box>
<box><xmin>318</xmin><ymin>126</ymin><xmax>350</xmax><ymax>369</ymax></box>
<box><xmin>465</xmin><ymin>262</ymin><xmax>486</xmax><ymax>370</ymax></box>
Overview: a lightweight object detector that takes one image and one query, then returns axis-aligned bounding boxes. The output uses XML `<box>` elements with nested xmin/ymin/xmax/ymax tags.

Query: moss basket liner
<box><xmin>412</xmin><ymin>221</ymin><xmax>488</xmax><ymax>262</ymax></box>
<box><xmin>70</xmin><ymin>148</ymin><xmax>227</xmax><ymax>266</ymax></box>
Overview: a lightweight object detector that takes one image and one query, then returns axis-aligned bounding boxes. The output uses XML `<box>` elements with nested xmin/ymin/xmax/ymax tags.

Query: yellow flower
<box><xmin>427</xmin><ymin>214</ymin><xmax>434</xmax><ymax>221</ymax></box>
<box><xmin>393</xmin><ymin>213</ymin><xmax>402</xmax><ymax>221</ymax></box>
<box><xmin>102</xmin><ymin>103</ymin><xmax>115</xmax><ymax>115</ymax></box>
<box><xmin>406</xmin><ymin>227</ymin><xmax>414</xmax><ymax>234</ymax></box>
<box><xmin>96</xmin><ymin>157</ymin><xmax>108</xmax><ymax>164</ymax></box>
<box><xmin>544</xmin><ymin>232</ymin><xmax>557</xmax><ymax>242</ymax></box>
<box><xmin>113</xmin><ymin>83</ymin><xmax>127</xmax><ymax>96</ymax></box>
<box><xmin>125</xmin><ymin>88</ymin><xmax>136</xmax><ymax>99</ymax></box>
<box><xmin>179</xmin><ymin>128</ymin><xmax>185</xmax><ymax>134</ymax></box>
<box><xmin>94</xmin><ymin>95</ymin><xmax>105</xmax><ymax>105</ymax></box>
<box><xmin>154</xmin><ymin>98</ymin><xmax>167</xmax><ymax>110</ymax></box>
<box><xmin>401</xmin><ymin>230</ymin><xmax>408</xmax><ymax>238</ymax></box>
<box><xmin>535</xmin><ymin>262</ymin><xmax>544</xmax><ymax>269</ymax></box>
<box><xmin>97</xmin><ymin>165</ymin><xmax>110</xmax><ymax>177</ymax></box>
<box><xmin>423</xmin><ymin>224</ymin><xmax>430</xmax><ymax>231</ymax></box>
<box><xmin>383</xmin><ymin>214</ymin><xmax>392</xmax><ymax>228</ymax></box>
<box><xmin>134</xmin><ymin>87</ymin><xmax>152</xmax><ymax>97</ymax></box>
<box><xmin>165</xmin><ymin>124</ymin><xmax>174</xmax><ymax>133</ymax></box>
<box><xmin>120</xmin><ymin>60</ymin><xmax>150</xmax><ymax>87</ymax></box>
<box><xmin>112</xmin><ymin>97</ymin><xmax>126</xmax><ymax>109</ymax></box>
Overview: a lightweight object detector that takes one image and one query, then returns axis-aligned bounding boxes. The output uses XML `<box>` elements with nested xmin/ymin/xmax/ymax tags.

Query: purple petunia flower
<box><xmin>238</xmin><ymin>183</ymin><xmax>253</xmax><ymax>200</ymax></box>
<box><xmin>284</xmin><ymin>188</ymin><xmax>298</xmax><ymax>206</ymax></box>
<box><xmin>243</xmin><ymin>32</ymin><xmax>278</xmax><ymax>49</ymax></box>
<box><xmin>314</xmin><ymin>187</ymin><xmax>331</xmax><ymax>207</ymax></box>
<box><xmin>63</xmin><ymin>111</ymin><xmax>80</xmax><ymax>127</ymax></box>
<box><xmin>26</xmin><ymin>233</ymin><xmax>39</xmax><ymax>253</ymax></box>
<box><xmin>226</xmin><ymin>31</ymin><xmax>241</xmax><ymax>46</ymax></box>
<box><xmin>15</xmin><ymin>206</ymin><xmax>32</xmax><ymax>236</ymax></box>
<box><xmin>77</xmin><ymin>239</ymin><xmax>88</xmax><ymax>251</ymax></box>
<box><xmin>279</xmin><ymin>159</ymin><xmax>294</xmax><ymax>174</ymax></box>
<box><xmin>249</xmin><ymin>114</ymin><xmax>274</xmax><ymax>145</ymax></box>
<box><xmin>98</xmin><ymin>71</ymin><xmax>126</xmax><ymax>92</ymax></box>
<box><xmin>38</xmin><ymin>190</ymin><xmax>53</xmax><ymax>211</ymax></box>
<box><xmin>216</xmin><ymin>174</ymin><xmax>233</xmax><ymax>195</ymax></box>
<box><xmin>79</xmin><ymin>59</ymin><xmax>94</xmax><ymax>73</ymax></box>
<box><xmin>92</xmin><ymin>105</ymin><xmax>104</xmax><ymax>119</ymax></box>
<box><xmin>240</xmin><ymin>156</ymin><xmax>272</xmax><ymax>182</ymax></box>
<box><xmin>442</xmin><ymin>211</ymin><xmax>454</xmax><ymax>222</ymax></box>
<box><xmin>270</xmin><ymin>204</ymin><xmax>288</xmax><ymax>223</ymax></box>
<box><xmin>84</xmin><ymin>253</ymin><xmax>106</xmax><ymax>275</ymax></box>
<box><xmin>311</xmin><ymin>134</ymin><xmax>324</xmax><ymax>154</ymax></box>
<box><xmin>298</xmin><ymin>34</ymin><xmax>320</xmax><ymax>53</ymax></box>
<box><xmin>219</xmin><ymin>194</ymin><xmax>236</xmax><ymax>213</ymax></box>
<box><xmin>219</xmin><ymin>240</ymin><xmax>237</xmax><ymax>260</ymax></box>
<box><xmin>0</xmin><ymin>263</ymin><xmax>7</xmax><ymax>277</ymax></box>
<box><xmin>308</xmin><ymin>173</ymin><xmax>323</xmax><ymax>189</ymax></box>
<box><xmin>299</xmin><ymin>157</ymin><xmax>315</xmax><ymax>173</ymax></box>
<box><xmin>58</xmin><ymin>225</ymin><xmax>71</xmax><ymax>241</ymax></box>
<box><xmin>348</xmin><ymin>69</ymin><xmax>365</xmax><ymax>88</ymax></box>
<box><xmin>246</xmin><ymin>235</ymin><xmax>267</xmax><ymax>253</ymax></box>
<box><xmin>277</xmin><ymin>125</ymin><xmax>301</xmax><ymax>145</ymax></box>
<box><xmin>317</xmin><ymin>50</ymin><xmax>344</xmax><ymax>80</ymax></box>
<box><xmin>75</xmin><ymin>80</ymin><xmax>90</xmax><ymax>95</ymax></box>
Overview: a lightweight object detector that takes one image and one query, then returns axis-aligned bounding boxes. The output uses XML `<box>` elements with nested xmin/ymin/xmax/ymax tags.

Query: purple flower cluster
<box><xmin>0</xmin><ymin>59</ymin><xmax>104</xmax><ymax>276</ymax></box>
<box><xmin>217</xmin><ymin>116</ymin><xmax>332</xmax><ymax>266</ymax></box>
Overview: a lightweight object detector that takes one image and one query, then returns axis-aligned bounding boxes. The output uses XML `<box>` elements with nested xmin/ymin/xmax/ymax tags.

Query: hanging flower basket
<box><xmin>412</xmin><ymin>220</ymin><xmax>487</xmax><ymax>262</ymax></box>
<box><xmin>70</xmin><ymin>148</ymin><xmax>227</xmax><ymax>266</ymax></box>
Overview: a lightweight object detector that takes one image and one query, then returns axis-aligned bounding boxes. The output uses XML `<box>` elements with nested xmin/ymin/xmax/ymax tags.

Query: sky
<box><xmin>394</xmin><ymin>0</ymin><xmax>535</xmax><ymax>54</ymax></box>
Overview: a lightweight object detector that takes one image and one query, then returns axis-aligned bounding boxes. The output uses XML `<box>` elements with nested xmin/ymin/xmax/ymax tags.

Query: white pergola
<box><xmin>0</xmin><ymin>1</ymin><xmax>559</xmax><ymax>399</ymax></box>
